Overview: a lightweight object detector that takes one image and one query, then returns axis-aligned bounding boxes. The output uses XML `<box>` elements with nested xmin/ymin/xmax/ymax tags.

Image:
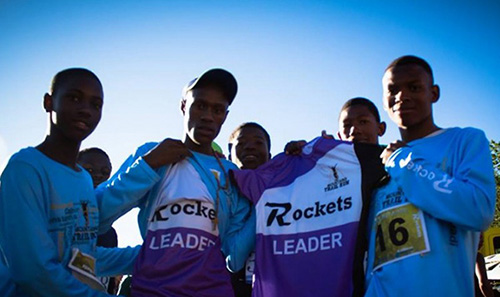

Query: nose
<box><xmin>77</xmin><ymin>99</ymin><xmax>94</xmax><ymax>118</ymax></box>
<box><xmin>244</xmin><ymin>141</ymin><xmax>256</xmax><ymax>151</ymax></box>
<box><xmin>394</xmin><ymin>88</ymin><xmax>410</xmax><ymax>104</ymax></box>
<box><xmin>92</xmin><ymin>172</ymin><xmax>105</xmax><ymax>184</ymax></box>
<box><xmin>349</xmin><ymin>125</ymin><xmax>361</xmax><ymax>136</ymax></box>
<box><xmin>200</xmin><ymin>108</ymin><xmax>215</xmax><ymax>122</ymax></box>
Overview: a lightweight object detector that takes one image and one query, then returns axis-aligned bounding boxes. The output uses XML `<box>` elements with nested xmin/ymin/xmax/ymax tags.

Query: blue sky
<box><xmin>1</xmin><ymin>0</ymin><xmax>499</xmax><ymax>246</ymax></box>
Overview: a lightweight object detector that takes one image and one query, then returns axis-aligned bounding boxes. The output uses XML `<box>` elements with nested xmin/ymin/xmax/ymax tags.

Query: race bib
<box><xmin>373</xmin><ymin>203</ymin><xmax>430</xmax><ymax>271</ymax></box>
<box><xmin>68</xmin><ymin>248</ymin><xmax>106</xmax><ymax>291</ymax></box>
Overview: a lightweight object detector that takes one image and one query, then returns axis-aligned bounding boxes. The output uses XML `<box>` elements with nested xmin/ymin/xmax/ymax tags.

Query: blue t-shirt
<box><xmin>0</xmin><ymin>147</ymin><xmax>144</xmax><ymax>297</ymax></box>
<box><xmin>365</xmin><ymin>128</ymin><xmax>496</xmax><ymax>297</ymax></box>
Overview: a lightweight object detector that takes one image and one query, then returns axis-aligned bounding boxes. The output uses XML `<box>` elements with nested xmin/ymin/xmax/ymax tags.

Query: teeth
<box><xmin>75</xmin><ymin>122</ymin><xmax>88</xmax><ymax>129</ymax></box>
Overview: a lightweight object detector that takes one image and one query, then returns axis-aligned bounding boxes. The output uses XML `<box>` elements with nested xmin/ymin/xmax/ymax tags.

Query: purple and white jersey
<box><xmin>132</xmin><ymin>158</ymin><xmax>234</xmax><ymax>297</ymax></box>
<box><xmin>232</xmin><ymin>137</ymin><xmax>385</xmax><ymax>297</ymax></box>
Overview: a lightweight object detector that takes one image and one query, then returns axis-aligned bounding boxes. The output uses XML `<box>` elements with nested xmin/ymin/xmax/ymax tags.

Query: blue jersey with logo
<box><xmin>365</xmin><ymin>128</ymin><xmax>496</xmax><ymax>297</ymax></box>
<box><xmin>0</xmin><ymin>147</ymin><xmax>147</xmax><ymax>296</ymax></box>
<box><xmin>232</xmin><ymin>137</ymin><xmax>386</xmax><ymax>297</ymax></box>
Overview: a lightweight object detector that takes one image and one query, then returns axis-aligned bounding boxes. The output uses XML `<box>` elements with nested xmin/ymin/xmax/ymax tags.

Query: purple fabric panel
<box><xmin>252</xmin><ymin>222</ymin><xmax>358</xmax><ymax>297</ymax></box>
<box><xmin>132</xmin><ymin>227</ymin><xmax>234</xmax><ymax>297</ymax></box>
<box><xmin>232</xmin><ymin>138</ymin><xmax>344</xmax><ymax>203</ymax></box>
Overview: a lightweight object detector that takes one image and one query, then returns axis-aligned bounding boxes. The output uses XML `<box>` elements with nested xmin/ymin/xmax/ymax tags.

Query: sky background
<box><xmin>1</xmin><ymin>0</ymin><xmax>499</xmax><ymax>247</ymax></box>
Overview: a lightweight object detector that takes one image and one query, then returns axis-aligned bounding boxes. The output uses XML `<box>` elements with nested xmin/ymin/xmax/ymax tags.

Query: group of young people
<box><xmin>0</xmin><ymin>55</ymin><xmax>496</xmax><ymax>297</ymax></box>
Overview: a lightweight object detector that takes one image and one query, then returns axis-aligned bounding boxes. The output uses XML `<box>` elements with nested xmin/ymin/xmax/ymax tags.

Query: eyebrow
<box><xmin>66</xmin><ymin>89</ymin><xmax>103</xmax><ymax>100</ymax></box>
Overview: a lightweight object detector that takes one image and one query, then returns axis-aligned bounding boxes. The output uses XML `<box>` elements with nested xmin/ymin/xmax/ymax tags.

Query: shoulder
<box><xmin>8</xmin><ymin>147</ymin><xmax>38</xmax><ymax>162</ymax></box>
<box><xmin>445</xmin><ymin>127</ymin><xmax>487</xmax><ymax>140</ymax></box>
<box><xmin>220</xmin><ymin>158</ymin><xmax>238</xmax><ymax>170</ymax></box>
<box><xmin>1</xmin><ymin>148</ymin><xmax>49</xmax><ymax>193</ymax></box>
<box><xmin>2</xmin><ymin>147</ymin><xmax>42</xmax><ymax>174</ymax></box>
<box><xmin>442</xmin><ymin>127</ymin><xmax>489</xmax><ymax>152</ymax></box>
<box><xmin>135</xmin><ymin>142</ymin><xmax>160</xmax><ymax>155</ymax></box>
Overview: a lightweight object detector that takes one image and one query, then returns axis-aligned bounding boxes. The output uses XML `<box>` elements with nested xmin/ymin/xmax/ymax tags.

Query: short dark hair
<box><xmin>50</xmin><ymin>68</ymin><xmax>102</xmax><ymax>96</ymax></box>
<box><xmin>228</xmin><ymin>122</ymin><xmax>271</xmax><ymax>152</ymax></box>
<box><xmin>385</xmin><ymin>55</ymin><xmax>434</xmax><ymax>84</ymax></box>
<box><xmin>78</xmin><ymin>147</ymin><xmax>110</xmax><ymax>162</ymax></box>
<box><xmin>339</xmin><ymin>97</ymin><xmax>381</xmax><ymax>123</ymax></box>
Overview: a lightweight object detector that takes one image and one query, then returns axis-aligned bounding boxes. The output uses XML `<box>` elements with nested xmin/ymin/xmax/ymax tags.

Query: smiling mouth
<box><xmin>242</xmin><ymin>155</ymin><xmax>258</xmax><ymax>161</ymax></box>
<box><xmin>392</xmin><ymin>105</ymin><xmax>415</xmax><ymax>113</ymax></box>
<box><xmin>74</xmin><ymin>121</ymin><xmax>90</xmax><ymax>130</ymax></box>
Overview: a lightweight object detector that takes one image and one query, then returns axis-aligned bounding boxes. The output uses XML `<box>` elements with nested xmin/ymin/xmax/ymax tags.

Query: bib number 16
<box><xmin>372</xmin><ymin>203</ymin><xmax>430</xmax><ymax>270</ymax></box>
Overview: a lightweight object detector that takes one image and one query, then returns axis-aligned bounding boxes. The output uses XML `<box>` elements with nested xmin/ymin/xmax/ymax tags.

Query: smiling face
<box><xmin>230</xmin><ymin>126</ymin><xmax>270</xmax><ymax>169</ymax></box>
<box><xmin>338</xmin><ymin>105</ymin><xmax>385</xmax><ymax>144</ymax></box>
<box><xmin>181</xmin><ymin>85</ymin><xmax>229</xmax><ymax>154</ymax></box>
<box><xmin>383</xmin><ymin>64</ymin><xmax>439</xmax><ymax>135</ymax></box>
<box><xmin>44</xmin><ymin>72</ymin><xmax>103</xmax><ymax>143</ymax></box>
<box><xmin>78</xmin><ymin>150</ymin><xmax>112</xmax><ymax>188</ymax></box>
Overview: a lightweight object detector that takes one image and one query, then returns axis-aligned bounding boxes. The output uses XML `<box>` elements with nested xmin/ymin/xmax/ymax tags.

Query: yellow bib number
<box><xmin>373</xmin><ymin>203</ymin><xmax>430</xmax><ymax>271</ymax></box>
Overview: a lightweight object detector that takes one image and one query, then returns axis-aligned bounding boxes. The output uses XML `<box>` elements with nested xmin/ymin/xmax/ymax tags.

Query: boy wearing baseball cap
<box><xmin>98</xmin><ymin>69</ymin><xmax>254</xmax><ymax>297</ymax></box>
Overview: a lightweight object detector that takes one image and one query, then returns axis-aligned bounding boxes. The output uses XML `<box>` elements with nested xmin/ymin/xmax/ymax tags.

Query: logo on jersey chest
<box><xmin>265</xmin><ymin>196</ymin><xmax>352</xmax><ymax>227</ymax></box>
<box><xmin>151</xmin><ymin>200</ymin><xmax>216</xmax><ymax>222</ymax></box>
<box><xmin>381</xmin><ymin>187</ymin><xmax>407</xmax><ymax>209</ymax></box>
<box><xmin>324</xmin><ymin>165</ymin><xmax>350</xmax><ymax>192</ymax></box>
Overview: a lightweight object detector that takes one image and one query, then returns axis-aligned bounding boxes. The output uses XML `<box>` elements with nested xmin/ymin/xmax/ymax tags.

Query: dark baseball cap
<box><xmin>182</xmin><ymin>68</ymin><xmax>238</xmax><ymax>105</ymax></box>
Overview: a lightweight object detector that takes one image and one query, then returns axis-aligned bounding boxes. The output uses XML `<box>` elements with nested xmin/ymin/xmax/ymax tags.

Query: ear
<box><xmin>180</xmin><ymin>99</ymin><xmax>186</xmax><ymax>115</ymax></box>
<box><xmin>43</xmin><ymin>93</ymin><xmax>53</xmax><ymax>112</ymax></box>
<box><xmin>431</xmin><ymin>84</ymin><xmax>440</xmax><ymax>103</ymax></box>
<box><xmin>378</xmin><ymin>121</ymin><xmax>387</xmax><ymax>137</ymax></box>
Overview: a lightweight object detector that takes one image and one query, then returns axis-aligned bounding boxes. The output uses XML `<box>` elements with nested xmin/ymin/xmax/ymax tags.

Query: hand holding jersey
<box><xmin>142</xmin><ymin>138</ymin><xmax>193</xmax><ymax>169</ymax></box>
<box><xmin>99</xmin><ymin>69</ymin><xmax>254</xmax><ymax>297</ymax></box>
<box><xmin>232</xmin><ymin>137</ymin><xmax>386</xmax><ymax>297</ymax></box>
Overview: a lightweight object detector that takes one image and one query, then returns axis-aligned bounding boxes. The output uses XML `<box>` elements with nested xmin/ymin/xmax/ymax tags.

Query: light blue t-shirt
<box><xmin>365</xmin><ymin>128</ymin><xmax>496</xmax><ymax>297</ymax></box>
<box><xmin>0</xmin><ymin>147</ymin><xmax>149</xmax><ymax>297</ymax></box>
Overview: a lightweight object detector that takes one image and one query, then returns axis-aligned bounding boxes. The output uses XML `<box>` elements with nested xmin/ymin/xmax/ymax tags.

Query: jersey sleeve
<box><xmin>96</xmin><ymin>143</ymin><xmax>161</xmax><ymax>234</ymax></box>
<box><xmin>223</xmin><ymin>200</ymin><xmax>256</xmax><ymax>272</ymax></box>
<box><xmin>230</xmin><ymin>154</ymin><xmax>287</xmax><ymax>204</ymax></box>
<box><xmin>95</xmin><ymin>245</ymin><xmax>141</xmax><ymax>276</ymax></box>
<box><xmin>0</xmin><ymin>161</ymin><xmax>108</xmax><ymax>297</ymax></box>
<box><xmin>230</xmin><ymin>169</ymin><xmax>264</xmax><ymax>204</ymax></box>
<box><xmin>385</xmin><ymin>129</ymin><xmax>496</xmax><ymax>231</ymax></box>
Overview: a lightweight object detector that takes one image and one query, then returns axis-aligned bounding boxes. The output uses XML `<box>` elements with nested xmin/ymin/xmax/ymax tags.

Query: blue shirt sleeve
<box><xmin>95</xmin><ymin>245</ymin><xmax>141</xmax><ymax>276</ymax></box>
<box><xmin>222</xmin><ymin>168</ymin><xmax>256</xmax><ymax>272</ymax></box>
<box><xmin>224</xmin><ymin>203</ymin><xmax>256</xmax><ymax>272</ymax></box>
<box><xmin>385</xmin><ymin>129</ymin><xmax>496</xmax><ymax>231</ymax></box>
<box><xmin>96</xmin><ymin>143</ymin><xmax>161</xmax><ymax>234</ymax></box>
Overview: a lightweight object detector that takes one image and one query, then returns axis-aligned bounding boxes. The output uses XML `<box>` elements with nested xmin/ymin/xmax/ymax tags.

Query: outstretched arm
<box><xmin>97</xmin><ymin>139</ymin><xmax>193</xmax><ymax>233</ymax></box>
